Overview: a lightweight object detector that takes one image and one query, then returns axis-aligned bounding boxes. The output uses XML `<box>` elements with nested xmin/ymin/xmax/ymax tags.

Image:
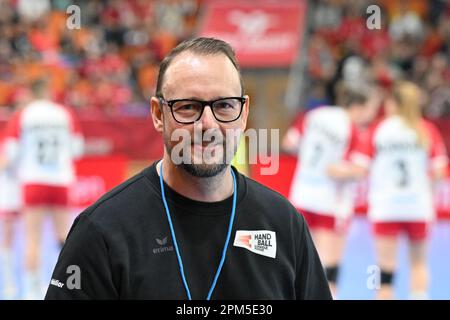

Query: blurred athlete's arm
<box><xmin>327</xmin><ymin>121</ymin><xmax>372</xmax><ymax>181</ymax></box>
<box><xmin>327</xmin><ymin>161</ymin><xmax>368</xmax><ymax>181</ymax></box>
<box><xmin>0</xmin><ymin>154</ymin><xmax>8</xmax><ymax>171</ymax></box>
<box><xmin>1</xmin><ymin>111</ymin><xmax>21</xmax><ymax>170</ymax></box>
<box><xmin>282</xmin><ymin>127</ymin><xmax>301</xmax><ymax>154</ymax></box>
<box><xmin>282</xmin><ymin>112</ymin><xmax>306</xmax><ymax>155</ymax></box>
<box><xmin>427</xmin><ymin>122</ymin><xmax>448</xmax><ymax>181</ymax></box>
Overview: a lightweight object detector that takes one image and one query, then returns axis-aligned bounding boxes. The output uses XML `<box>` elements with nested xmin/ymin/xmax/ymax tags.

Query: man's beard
<box><xmin>180</xmin><ymin>162</ymin><xmax>228</xmax><ymax>178</ymax></box>
<box><xmin>164</xmin><ymin>128</ymin><xmax>238</xmax><ymax>178</ymax></box>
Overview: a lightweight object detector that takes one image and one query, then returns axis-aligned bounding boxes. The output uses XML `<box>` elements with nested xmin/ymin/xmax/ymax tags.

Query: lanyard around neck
<box><xmin>158</xmin><ymin>163</ymin><xmax>237</xmax><ymax>300</ymax></box>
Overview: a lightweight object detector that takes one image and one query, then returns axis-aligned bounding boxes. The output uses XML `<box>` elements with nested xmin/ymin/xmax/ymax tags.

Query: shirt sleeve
<box><xmin>343</xmin><ymin>123</ymin><xmax>360</xmax><ymax>160</ymax></box>
<box><xmin>4</xmin><ymin>110</ymin><xmax>21</xmax><ymax>139</ymax></box>
<box><xmin>295</xmin><ymin>214</ymin><xmax>333</xmax><ymax>300</ymax></box>
<box><xmin>3</xmin><ymin>110</ymin><xmax>22</xmax><ymax>164</ymax></box>
<box><xmin>283</xmin><ymin>113</ymin><xmax>306</xmax><ymax>149</ymax></box>
<box><xmin>349</xmin><ymin>122</ymin><xmax>378</xmax><ymax>169</ymax></box>
<box><xmin>45</xmin><ymin>213</ymin><xmax>118</xmax><ymax>300</ymax></box>
<box><xmin>426</xmin><ymin>121</ymin><xmax>448</xmax><ymax>171</ymax></box>
<box><xmin>292</xmin><ymin>112</ymin><xmax>306</xmax><ymax>135</ymax></box>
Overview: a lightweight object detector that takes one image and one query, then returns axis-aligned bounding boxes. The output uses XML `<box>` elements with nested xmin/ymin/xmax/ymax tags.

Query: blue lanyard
<box><xmin>159</xmin><ymin>163</ymin><xmax>237</xmax><ymax>300</ymax></box>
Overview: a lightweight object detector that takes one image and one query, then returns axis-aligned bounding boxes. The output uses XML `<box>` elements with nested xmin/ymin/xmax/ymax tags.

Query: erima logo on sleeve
<box><xmin>233</xmin><ymin>230</ymin><xmax>276</xmax><ymax>258</ymax></box>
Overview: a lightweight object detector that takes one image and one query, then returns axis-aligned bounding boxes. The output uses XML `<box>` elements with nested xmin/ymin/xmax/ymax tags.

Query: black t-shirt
<box><xmin>45</xmin><ymin>162</ymin><xmax>332</xmax><ymax>300</ymax></box>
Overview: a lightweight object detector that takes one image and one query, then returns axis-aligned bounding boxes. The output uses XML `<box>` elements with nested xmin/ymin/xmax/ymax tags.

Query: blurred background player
<box><xmin>283</xmin><ymin>83</ymin><xmax>379</xmax><ymax>298</ymax></box>
<box><xmin>0</xmin><ymin>133</ymin><xmax>21</xmax><ymax>299</ymax></box>
<box><xmin>351</xmin><ymin>81</ymin><xmax>448</xmax><ymax>299</ymax></box>
<box><xmin>2</xmin><ymin>79</ymin><xmax>84</xmax><ymax>299</ymax></box>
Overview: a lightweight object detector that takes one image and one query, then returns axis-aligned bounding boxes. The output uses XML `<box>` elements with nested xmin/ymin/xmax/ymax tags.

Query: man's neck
<box><xmin>157</xmin><ymin>158</ymin><xmax>234</xmax><ymax>202</ymax></box>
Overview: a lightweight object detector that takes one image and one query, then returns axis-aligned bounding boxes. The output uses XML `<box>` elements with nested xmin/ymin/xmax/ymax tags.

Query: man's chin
<box><xmin>180</xmin><ymin>163</ymin><xmax>228</xmax><ymax>178</ymax></box>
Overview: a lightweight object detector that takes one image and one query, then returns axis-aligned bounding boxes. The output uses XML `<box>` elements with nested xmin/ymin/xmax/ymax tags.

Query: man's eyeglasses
<box><xmin>158</xmin><ymin>96</ymin><xmax>246</xmax><ymax>124</ymax></box>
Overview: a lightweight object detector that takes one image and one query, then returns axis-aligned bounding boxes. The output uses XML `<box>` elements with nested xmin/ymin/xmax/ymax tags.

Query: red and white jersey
<box><xmin>351</xmin><ymin>116</ymin><xmax>448</xmax><ymax>222</ymax></box>
<box><xmin>289</xmin><ymin>107</ymin><xmax>359</xmax><ymax>218</ymax></box>
<box><xmin>3</xmin><ymin>100</ymin><xmax>84</xmax><ymax>186</ymax></box>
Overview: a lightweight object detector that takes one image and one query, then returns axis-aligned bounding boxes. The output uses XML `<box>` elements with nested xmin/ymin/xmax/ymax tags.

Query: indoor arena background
<box><xmin>0</xmin><ymin>0</ymin><xmax>449</xmax><ymax>299</ymax></box>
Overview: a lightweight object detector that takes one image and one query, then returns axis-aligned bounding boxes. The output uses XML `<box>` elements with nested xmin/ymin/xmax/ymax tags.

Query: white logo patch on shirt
<box><xmin>233</xmin><ymin>230</ymin><xmax>276</xmax><ymax>258</ymax></box>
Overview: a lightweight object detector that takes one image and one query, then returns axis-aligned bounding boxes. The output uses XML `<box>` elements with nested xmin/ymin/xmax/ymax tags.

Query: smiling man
<box><xmin>45</xmin><ymin>37</ymin><xmax>331</xmax><ymax>300</ymax></box>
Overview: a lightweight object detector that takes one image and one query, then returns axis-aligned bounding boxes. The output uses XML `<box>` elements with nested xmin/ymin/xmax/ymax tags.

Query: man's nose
<box><xmin>198</xmin><ymin>105</ymin><xmax>218</xmax><ymax>128</ymax></box>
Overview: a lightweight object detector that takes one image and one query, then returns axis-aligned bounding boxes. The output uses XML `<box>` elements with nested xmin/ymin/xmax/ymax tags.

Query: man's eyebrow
<box><xmin>169</xmin><ymin>96</ymin><xmax>229</xmax><ymax>101</ymax></box>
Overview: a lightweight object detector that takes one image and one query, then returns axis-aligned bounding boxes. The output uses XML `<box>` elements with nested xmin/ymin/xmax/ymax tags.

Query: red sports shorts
<box><xmin>23</xmin><ymin>184</ymin><xmax>69</xmax><ymax>207</ymax></box>
<box><xmin>299</xmin><ymin>209</ymin><xmax>350</xmax><ymax>233</ymax></box>
<box><xmin>373</xmin><ymin>221</ymin><xmax>429</xmax><ymax>241</ymax></box>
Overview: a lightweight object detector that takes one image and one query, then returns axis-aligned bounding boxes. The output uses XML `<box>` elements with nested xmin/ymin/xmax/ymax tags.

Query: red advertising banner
<box><xmin>199</xmin><ymin>0</ymin><xmax>306</xmax><ymax>67</ymax></box>
<box><xmin>70</xmin><ymin>155</ymin><xmax>128</xmax><ymax>209</ymax></box>
<box><xmin>2</xmin><ymin>114</ymin><xmax>448</xmax><ymax>163</ymax></box>
<box><xmin>0</xmin><ymin>115</ymin><xmax>164</xmax><ymax>161</ymax></box>
<box><xmin>78</xmin><ymin>116</ymin><xmax>164</xmax><ymax>161</ymax></box>
<box><xmin>251</xmin><ymin>155</ymin><xmax>450</xmax><ymax>220</ymax></box>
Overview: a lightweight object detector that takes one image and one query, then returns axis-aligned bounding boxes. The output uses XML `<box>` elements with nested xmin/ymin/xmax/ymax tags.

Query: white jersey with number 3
<box><xmin>351</xmin><ymin>116</ymin><xmax>448</xmax><ymax>222</ymax></box>
<box><xmin>4</xmin><ymin>100</ymin><xmax>83</xmax><ymax>186</ymax></box>
<box><xmin>289</xmin><ymin>107</ymin><xmax>358</xmax><ymax>218</ymax></box>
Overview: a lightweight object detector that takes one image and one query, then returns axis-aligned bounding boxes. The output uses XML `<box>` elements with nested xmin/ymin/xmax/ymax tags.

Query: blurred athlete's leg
<box><xmin>312</xmin><ymin>228</ymin><xmax>346</xmax><ymax>298</ymax></box>
<box><xmin>48</xmin><ymin>186</ymin><xmax>70</xmax><ymax>249</ymax></box>
<box><xmin>50</xmin><ymin>206</ymin><xmax>70</xmax><ymax>249</ymax></box>
<box><xmin>374</xmin><ymin>236</ymin><xmax>398</xmax><ymax>299</ymax></box>
<box><xmin>23</xmin><ymin>207</ymin><xmax>45</xmax><ymax>300</ymax></box>
<box><xmin>409</xmin><ymin>240</ymin><xmax>429</xmax><ymax>299</ymax></box>
<box><xmin>1</xmin><ymin>214</ymin><xmax>18</xmax><ymax>299</ymax></box>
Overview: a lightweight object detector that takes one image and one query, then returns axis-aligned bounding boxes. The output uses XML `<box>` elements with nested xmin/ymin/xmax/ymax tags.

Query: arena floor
<box><xmin>1</xmin><ymin>214</ymin><xmax>449</xmax><ymax>300</ymax></box>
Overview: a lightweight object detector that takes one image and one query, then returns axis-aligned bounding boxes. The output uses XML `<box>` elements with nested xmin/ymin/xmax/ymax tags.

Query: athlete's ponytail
<box><xmin>392</xmin><ymin>81</ymin><xmax>428</xmax><ymax>148</ymax></box>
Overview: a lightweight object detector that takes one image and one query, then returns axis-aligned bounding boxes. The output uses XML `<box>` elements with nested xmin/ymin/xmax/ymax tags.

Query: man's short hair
<box><xmin>155</xmin><ymin>37</ymin><xmax>244</xmax><ymax>97</ymax></box>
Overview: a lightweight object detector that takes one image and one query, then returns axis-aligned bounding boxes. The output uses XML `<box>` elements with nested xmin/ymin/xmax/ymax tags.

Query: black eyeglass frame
<box><xmin>158</xmin><ymin>96</ymin><xmax>247</xmax><ymax>124</ymax></box>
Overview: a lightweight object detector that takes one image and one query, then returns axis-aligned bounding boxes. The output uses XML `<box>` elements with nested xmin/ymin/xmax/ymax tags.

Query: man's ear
<box><xmin>150</xmin><ymin>96</ymin><xmax>163</xmax><ymax>134</ymax></box>
<box><xmin>240</xmin><ymin>95</ymin><xmax>250</xmax><ymax>130</ymax></box>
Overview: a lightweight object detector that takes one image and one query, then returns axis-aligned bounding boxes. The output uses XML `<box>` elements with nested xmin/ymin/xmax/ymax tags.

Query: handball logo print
<box><xmin>366</xmin><ymin>5</ymin><xmax>381</xmax><ymax>30</ymax></box>
<box><xmin>66</xmin><ymin>5</ymin><xmax>81</xmax><ymax>30</ymax></box>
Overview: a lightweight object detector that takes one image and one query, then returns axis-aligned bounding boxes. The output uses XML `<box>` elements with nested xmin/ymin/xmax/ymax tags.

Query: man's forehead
<box><xmin>162</xmin><ymin>51</ymin><xmax>241</xmax><ymax>96</ymax></box>
<box><xmin>168</xmin><ymin>52</ymin><xmax>205</xmax><ymax>72</ymax></box>
<box><xmin>166</xmin><ymin>51</ymin><xmax>236</xmax><ymax>76</ymax></box>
